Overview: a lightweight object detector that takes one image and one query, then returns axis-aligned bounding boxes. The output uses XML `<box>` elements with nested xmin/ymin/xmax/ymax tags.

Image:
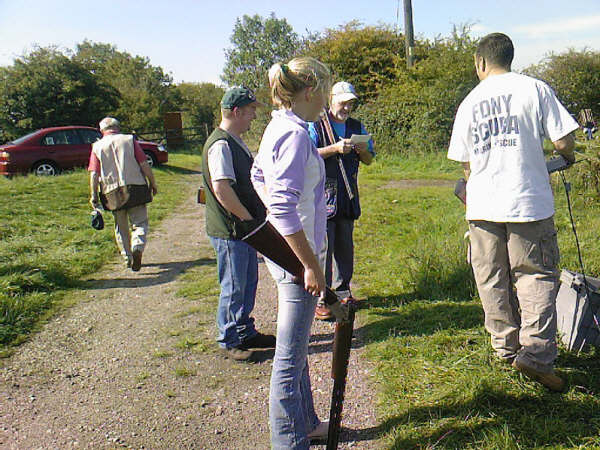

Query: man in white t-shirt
<box><xmin>448</xmin><ymin>33</ymin><xmax>578</xmax><ymax>391</ymax></box>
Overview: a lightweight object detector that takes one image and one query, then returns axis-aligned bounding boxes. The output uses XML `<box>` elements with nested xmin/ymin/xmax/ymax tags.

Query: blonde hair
<box><xmin>269</xmin><ymin>57</ymin><xmax>331</xmax><ymax>109</ymax></box>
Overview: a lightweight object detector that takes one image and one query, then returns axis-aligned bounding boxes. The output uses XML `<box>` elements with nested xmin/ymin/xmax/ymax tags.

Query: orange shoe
<box><xmin>315</xmin><ymin>304</ymin><xmax>333</xmax><ymax>321</ymax></box>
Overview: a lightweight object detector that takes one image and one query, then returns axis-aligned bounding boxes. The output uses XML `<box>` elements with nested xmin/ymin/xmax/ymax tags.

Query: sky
<box><xmin>1</xmin><ymin>0</ymin><xmax>599</xmax><ymax>85</ymax></box>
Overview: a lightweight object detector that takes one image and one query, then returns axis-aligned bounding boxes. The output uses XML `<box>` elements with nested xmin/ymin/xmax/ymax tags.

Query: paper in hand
<box><xmin>350</xmin><ymin>134</ymin><xmax>371</xmax><ymax>144</ymax></box>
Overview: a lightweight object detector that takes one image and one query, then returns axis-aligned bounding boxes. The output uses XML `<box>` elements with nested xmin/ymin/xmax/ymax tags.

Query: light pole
<box><xmin>404</xmin><ymin>0</ymin><xmax>415</xmax><ymax>68</ymax></box>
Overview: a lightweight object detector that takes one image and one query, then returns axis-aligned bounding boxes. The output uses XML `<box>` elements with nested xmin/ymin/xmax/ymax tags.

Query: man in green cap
<box><xmin>202</xmin><ymin>87</ymin><xmax>273</xmax><ymax>361</ymax></box>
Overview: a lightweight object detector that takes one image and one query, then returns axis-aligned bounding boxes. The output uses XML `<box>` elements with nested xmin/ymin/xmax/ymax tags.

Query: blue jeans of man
<box><xmin>326</xmin><ymin>217</ymin><xmax>354</xmax><ymax>294</ymax></box>
<box><xmin>266</xmin><ymin>260</ymin><xmax>320</xmax><ymax>450</ymax></box>
<box><xmin>210</xmin><ymin>236</ymin><xmax>258</xmax><ymax>349</ymax></box>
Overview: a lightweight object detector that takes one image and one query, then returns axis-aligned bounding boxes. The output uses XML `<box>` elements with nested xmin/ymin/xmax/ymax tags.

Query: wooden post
<box><xmin>404</xmin><ymin>0</ymin><xmax>415</xmax><ymax>68</ymax></box>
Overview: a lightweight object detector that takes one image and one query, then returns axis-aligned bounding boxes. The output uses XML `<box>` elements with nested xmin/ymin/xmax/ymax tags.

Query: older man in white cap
<box><xmin>308</xmin><ymin>81</ymin><xmax>376</xmax><ymax>320</ymax></box>
<box><xmin>88</xmin><ymin>117</ymin><xmax>157</xmax><ymax>271</ymax></box>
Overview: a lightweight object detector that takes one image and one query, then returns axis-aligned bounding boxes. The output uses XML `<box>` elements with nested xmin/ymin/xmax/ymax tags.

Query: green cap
<box><xmin>221</xmin><ymin>86</ymin><xmax>258</xmax><ymax>109</ymax></box>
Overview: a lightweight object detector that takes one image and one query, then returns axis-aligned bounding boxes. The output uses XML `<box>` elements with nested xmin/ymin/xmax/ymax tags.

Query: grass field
<box><xmin>4</xmin><ymin>139</ymin><xmax>600</xmax><ymax>448</ymax></box>
<box><xmin>354</xmin><ymin>146</ymin><xmax>600</xmax><ymax>449</ymax></box>
<box><xmin>0</xmin><ymin>151</ymin><xmax>202</xmax><ymax>351</ymax></box>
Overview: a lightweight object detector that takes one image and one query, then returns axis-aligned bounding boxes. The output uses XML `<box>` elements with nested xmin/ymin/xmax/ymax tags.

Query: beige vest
<box><xmin>92</xmin><ymin>134</ymin><xmax>147</xmax><ymax>193</ymax></box>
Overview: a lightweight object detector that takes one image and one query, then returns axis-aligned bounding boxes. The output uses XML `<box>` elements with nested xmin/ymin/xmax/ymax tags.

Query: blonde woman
<box><xmin>251</xmin><ymin>57</ymin><xmax>331</xmax><ymax>449</ymax></box>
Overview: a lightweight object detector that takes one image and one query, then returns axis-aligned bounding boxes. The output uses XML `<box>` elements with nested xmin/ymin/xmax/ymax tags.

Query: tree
<box><xmin>0</xmin><ymin>47</ymin><xmax>119</xmax><ymax>141</ymax></box>
<box><xmin>73</xmin><ymin>40</ymin><xmax>178</xmax><ymax>131</ymax></box>
<box><xmin>357</xmin><ymin>27</ymin><xmax>479</xmax><ymax>154</ymax></box>
<box><xmin>303</xmin><ymin>21</ymin><xmax>405</xmax><ymax>99</ymax></box>
<box><xmin>222</xmin><ymin>13</ymin><xmax>300</xmax><ymax>89</ymax></box>
<box><xmin>524</xmin><ymin>49</ymin><xmax>600</xmax><ymax>120</ymax></box>
<box><xmin>174</xmin><ymin>82</ymin><xmax>224</xmax><ymax>133</ymax></box>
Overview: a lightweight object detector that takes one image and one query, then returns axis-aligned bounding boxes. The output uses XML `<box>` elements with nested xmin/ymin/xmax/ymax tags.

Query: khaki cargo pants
<box><xmin>112</xmin><ymin>204</ymin><xmax>149</xmax><ymax>262</ymax></box>
<box><xmin>468</xmin><ymin>217</ymin><xmax>560</xmax><ymax>373</ymax></box>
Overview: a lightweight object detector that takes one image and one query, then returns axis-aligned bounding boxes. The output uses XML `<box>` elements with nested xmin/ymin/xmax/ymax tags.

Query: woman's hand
<box><xmin>282</xmin><ymin>230</ymin><xmax>326</xmax><ymax>297</ymax></box>
<box><xmin>303</xmin><ymin>265</ymin><xmax>326</xmax><ymax>297</ymax></box>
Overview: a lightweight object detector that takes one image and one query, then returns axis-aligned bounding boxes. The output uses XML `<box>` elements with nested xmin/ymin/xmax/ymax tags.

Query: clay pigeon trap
<box><xmin>556</xmin><ymin>269</ymin><xmax>600</xmax><ymax>352</ymax></box>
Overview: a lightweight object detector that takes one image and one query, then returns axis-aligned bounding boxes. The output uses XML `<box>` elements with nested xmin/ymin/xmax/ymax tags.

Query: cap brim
<box><xmin>332</xmin><ymin>93</ymin><xmax>358</xmax><ymax>102</ymax></box>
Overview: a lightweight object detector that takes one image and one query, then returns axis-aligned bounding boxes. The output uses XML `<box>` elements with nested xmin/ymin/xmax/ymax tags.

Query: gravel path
<box><xmin>0</xmin><ymin>182</ymin><xmax>381</xmax><ymax>449</ymax></box>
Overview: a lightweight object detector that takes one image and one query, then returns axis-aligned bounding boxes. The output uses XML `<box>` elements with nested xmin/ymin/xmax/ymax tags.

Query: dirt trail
<box><xmin>0</xmin><ymin>181</ymin><xmax>381</xmax><ymax>449</ymax></box>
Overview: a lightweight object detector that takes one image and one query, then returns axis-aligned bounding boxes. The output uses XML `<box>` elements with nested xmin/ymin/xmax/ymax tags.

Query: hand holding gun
<box><xmin>242</xmin><ymin>220</ymin><xmax>348</xmax><ymax>321</ymax></box>
<box><xmin>454</xmin><ymin>155</ymin><xmax>577</xmax><ymax>205</ymax></box>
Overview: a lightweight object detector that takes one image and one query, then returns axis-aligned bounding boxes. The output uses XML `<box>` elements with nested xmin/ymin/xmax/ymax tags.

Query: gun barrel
<box><xmin>326</xmin><ymin>303</ymin><xmax>356</xmax><ymax>450</ymax></box>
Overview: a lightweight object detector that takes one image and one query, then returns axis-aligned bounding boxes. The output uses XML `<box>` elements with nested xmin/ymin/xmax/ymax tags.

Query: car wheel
<box><xmin>144</xmin><ymin>151</ymin><xmax>158</xmax><ymax>167</ymax></box>
<box><xmin>32</xmin><ymin>161</ymin><xmax>59</xmax><ymax>176</ymax></box>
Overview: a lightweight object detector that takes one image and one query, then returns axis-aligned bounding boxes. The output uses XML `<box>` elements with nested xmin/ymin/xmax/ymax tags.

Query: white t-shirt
<box><xmin>207</xmin><ymin>133</ymin><xmax>252</xmax><ymax>183</ymax></box>
<box><xmin>448</xmin><ymin>72</ymin><xmax>579</xmax><ymax>222</ymax></box>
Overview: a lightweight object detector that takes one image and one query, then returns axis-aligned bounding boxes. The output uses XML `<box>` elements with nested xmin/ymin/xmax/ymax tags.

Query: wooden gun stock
<box><xmin>242</xmin><ymin>221</ymin><xmax>348</xmax><ymax>321</ymax></box>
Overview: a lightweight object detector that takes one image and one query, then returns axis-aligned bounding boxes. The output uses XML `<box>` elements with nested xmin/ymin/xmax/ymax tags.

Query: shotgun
<box><xmin>242</xmin><ymin>220</ymin><xmax>348</xmax><ymax>321</ymax></box>
<box><xmin>321</xmin><ymin>109</ymin><xmax>354</xmax><ymax>200</ymax></box>
<box><xmin>241</xmin><ymin>220</ymin><xmax>355</xmax><ymax>448</ymax></box>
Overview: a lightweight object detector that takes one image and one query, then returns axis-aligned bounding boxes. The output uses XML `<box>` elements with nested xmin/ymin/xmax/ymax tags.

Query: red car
<box><xmin>0</xmin><ymin>126</ymin><xmax>168</xmax><ymax>176</ymax></box>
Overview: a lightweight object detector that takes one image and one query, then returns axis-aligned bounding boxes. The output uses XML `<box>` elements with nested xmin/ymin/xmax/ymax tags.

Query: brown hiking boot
<box><xmin>512</xmin><ymin>359</ymin><xmax>565</xmax><ymax>392</ymax></box>
<box><xmin>315</xmin><ymin>304</ymin><xmax>333</xmax><ymax>321</ymax></box>
<box><xmin>131</xmin><ymin>250</ymin><xmax>143</xmax><ymax>272</ymax></box>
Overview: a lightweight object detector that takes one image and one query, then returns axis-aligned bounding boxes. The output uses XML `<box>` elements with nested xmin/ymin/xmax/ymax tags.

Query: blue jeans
<box><xmin>266</xmin><ymin>260</ymin><xmax>320</xmax><ymax>450</ymax></box>
<box><xmin>210</xmin><ymin>237</ymin><xmax>258</xmax><ymax>348</ymax></box>
<box><xmin>326</xmin><ymin>217</ymin><xmax>354</xmax><ymax>293</ymax></box>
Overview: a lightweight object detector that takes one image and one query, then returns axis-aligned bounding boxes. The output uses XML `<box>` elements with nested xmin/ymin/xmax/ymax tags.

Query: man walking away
<box><xmin>203</xmin><ymin>87</ymin><xmax>274</xmax><ymax>362</ymax></box>
<box><xmin>448</xmin><ymin>33</ymin><xmax>578</xmax><ymax>391</ymax></box>
<box><xmin>89</xmin><ymin>117</ymin><xmax>157</xmax><ymax>271</ymax></box>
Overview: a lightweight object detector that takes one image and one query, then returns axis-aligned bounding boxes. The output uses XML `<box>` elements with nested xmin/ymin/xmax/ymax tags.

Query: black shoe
<box><xmin>131</xmin><ymin>250</ymin><xmax>143</xmax><ymax>272</ymax></box>
<box><xmin>241</xmin><ymin>332</ymin><xmax>276</xmax><ymax>349</ymax></box>
<box><xmin>221</xmin><ymin>346</ymin><xmax>254</xmax><ymax>361</ymax></box>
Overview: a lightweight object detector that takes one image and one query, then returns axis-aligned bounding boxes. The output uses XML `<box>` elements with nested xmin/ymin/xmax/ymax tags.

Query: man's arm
<box><xmin>355</xmin><ymin>142</ymin><xmax>373</xmax><ymax>165</ymax></box>
<box><xmin>317</xmin><ymin>140</ymin><xmax>353</xmax><ymax>159</ymax></box>
<box><xmin>89</xmin><ymin>172</ymin><xmax>100</xmax><ymax>208</ymax></box>
<box><xmin>212</xmin><ymin>180</ymin><xmax>253</xmax><ymax>221</ymax></box>
<box><xmin>139</xmin><ymin>161</ymin><xmax>158</xmax><ymax>195</ymax></box>
<box><xmin>552</xmin><ymin>134</ymin><xmax>576</xmax><ymax>163</ymax></box>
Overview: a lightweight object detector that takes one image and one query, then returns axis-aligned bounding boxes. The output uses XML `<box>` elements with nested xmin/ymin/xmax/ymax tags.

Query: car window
<box><xmin>77</xmin><ymin>129</ymin><xmax>102</xmax><ymax>144</ymax></box>
<box><xmin>42</xmin><ymin>130</ymin><xmax>83</xmax><ymax>146</ymax></box>
<box><xmin>11</xmin><ymin>130</ymin><xmax>41</xmax><ymax>145</ymax></box>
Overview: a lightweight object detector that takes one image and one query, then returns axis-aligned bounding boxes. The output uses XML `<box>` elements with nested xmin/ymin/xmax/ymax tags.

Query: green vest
<box><xmin>202</xmin><ymin>128</ymin><xmax>266</xmax><ymax>240</ymax></box>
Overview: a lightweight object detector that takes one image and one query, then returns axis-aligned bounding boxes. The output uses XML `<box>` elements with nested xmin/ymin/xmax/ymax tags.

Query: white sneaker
<box><xmin>307</xmin><ymin>421</ymin><xmax>329</xmax><ymax>439</ymax></box>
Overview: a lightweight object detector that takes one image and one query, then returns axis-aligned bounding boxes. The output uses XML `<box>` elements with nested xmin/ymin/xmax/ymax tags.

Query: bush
<box><xmin>304</xmin><ymin>21</ymin><xmax>406</xmax><ymax>100</ymax></box>
<box><xmin>357</xmin><ymin>27</ymin><xmax>478</xmax><ymax>155</ymax></box>
<box><xmin>525</xmin><ymin>49</ymin><xmax>600</xmax><ymax>120</ymax></box>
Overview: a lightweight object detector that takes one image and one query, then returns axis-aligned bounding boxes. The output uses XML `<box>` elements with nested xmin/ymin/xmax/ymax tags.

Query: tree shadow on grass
<box><xmin>339</xmin><ymin>370</ymin><xmax>600</xmax><ymax>449</ymax></box>
<box><xmin>359</xmin><ymin>296</ymin><xmax>484</xmax><ymax>345</ymax></box>
<box><xmin>82</xmin><ymin>257</ymin><xmax>215</xmax><ymax>289</ymax></box>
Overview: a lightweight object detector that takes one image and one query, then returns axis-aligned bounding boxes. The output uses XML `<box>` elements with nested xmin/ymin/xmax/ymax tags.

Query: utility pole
<box><xmin>403</xmin><ymin>0</ymin><xmax>415</xmax><ymax>68</ymax></box>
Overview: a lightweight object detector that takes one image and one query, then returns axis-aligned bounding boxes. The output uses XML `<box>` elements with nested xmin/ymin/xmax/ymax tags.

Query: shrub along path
<box><xmin>0</xmin><ymin>183</ymin><xmax>379</xmax><ymax>449</ymax></box>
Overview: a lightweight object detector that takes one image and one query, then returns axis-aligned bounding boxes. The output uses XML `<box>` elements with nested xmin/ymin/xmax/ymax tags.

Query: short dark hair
<box><xmin>476</xmin><ymin>33</ymin><xmax>514</xmax><ymax>69</ymax></box>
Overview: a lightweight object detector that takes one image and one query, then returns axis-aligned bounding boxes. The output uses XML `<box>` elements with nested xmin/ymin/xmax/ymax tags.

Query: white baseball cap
<box><xmin>331</xmin><ymin>81</ymin><xmax>358</xmax><ymax>102</ymax></box>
